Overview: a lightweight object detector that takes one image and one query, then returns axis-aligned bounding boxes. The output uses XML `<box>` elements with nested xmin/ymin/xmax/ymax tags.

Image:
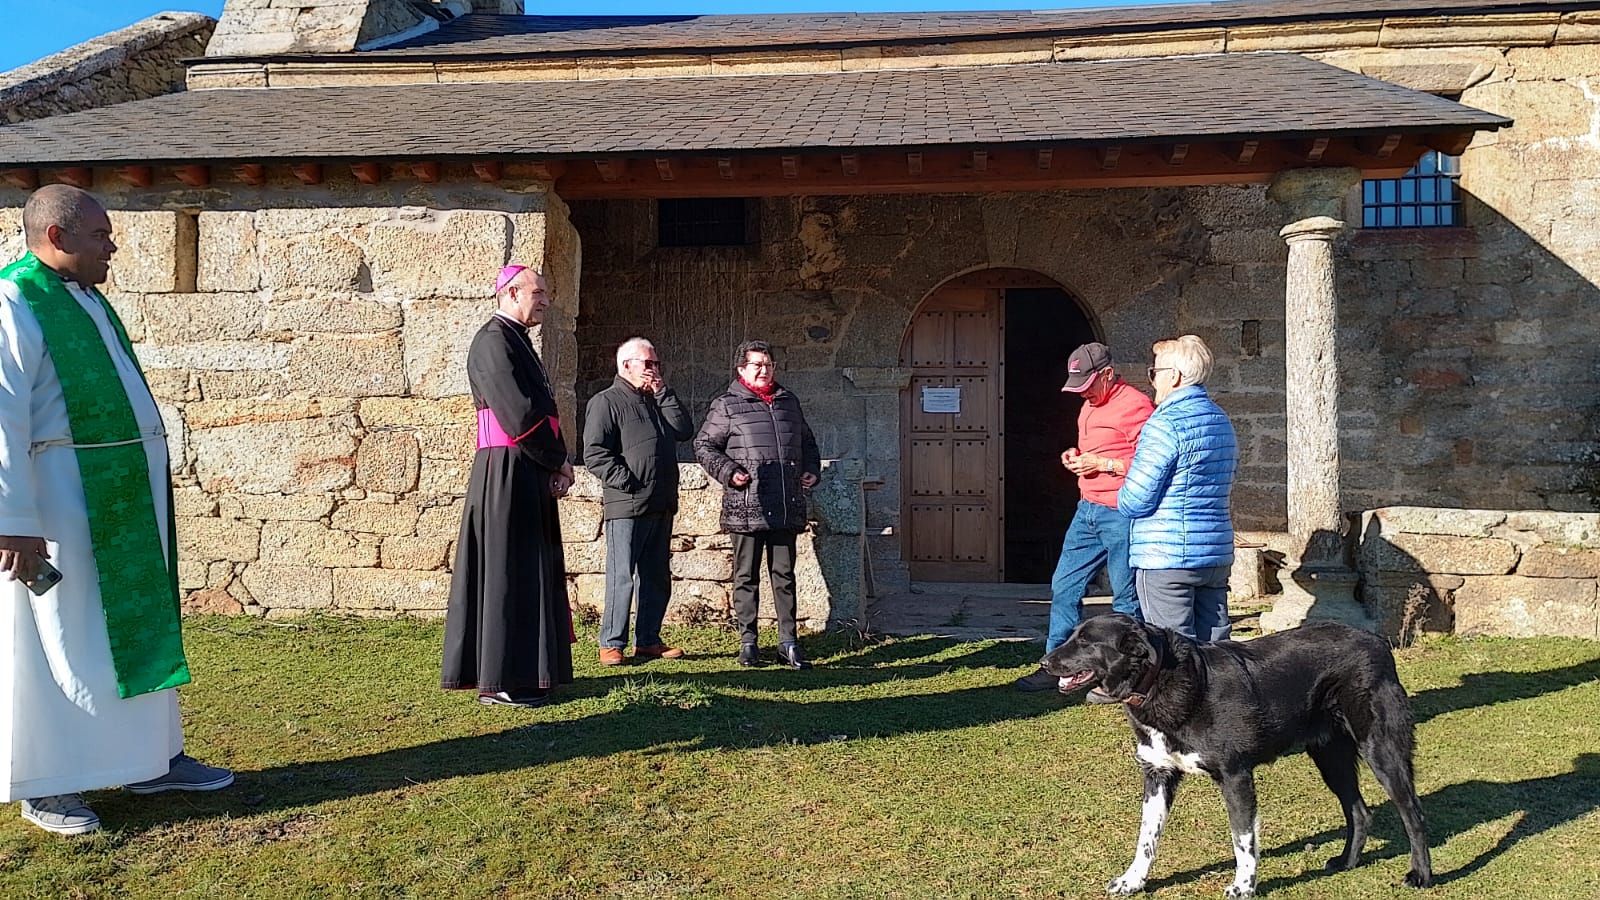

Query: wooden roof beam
<box><xmin>57</xmin><ymin>167</ymin><xmax>93</xmax><ymax>189</ymax></box>
<box><xmin>1</xmin><ymin>168</ymin><xmax>38</xmax><ymax>190</ymax></box>
<box><xmin>234</xmin><ymin>163</ymin><xmax>266</xmax><ymax>186</ymax></box>
<box><xmin>1097</xmin><ymin>145</ymin><xmax>1122</xmax><ymax>170</ymax></box>
<box><xmin>595</xmin><ymin>159</ymin><xmax>619</xmax><ymax>182</ymax></box>
<box><xmin>291</xmin><ymin>162</ymin><xmax>323</xmax><ymax>185</ymax></box>
<box><xmin>971</xmin><ymin>149</ymin><xmax>988</xmax><ymax>173</ymax></box>
<box><xmin>906</xmin><ymin>152</ymin><xmax>923</xmax><ymax>176</ymax></box>
<box><xmin>1228</xmin><ymin>140</ymin><xmax>1260</xmax><ymax>165</ymax></box>
<box><xmin>841</xmin><ymin>153</ymin><xmax>859</xmax><ymax>176</ymax></box>
<box><xmin>654</xmin><ymin>158</ymin><xmax>674</xmax><ymax>181</ymax></box>
<box><xmin>473</xmin><ymin>160</ymin><xmax>503</xmax><ymax>182</ymax></box>
<box><xmin>717</xmin><ymin>157</ymin><xmax>734</xmax><ymax>180</ymax></box>
<box><xmin>1358</xmin><ymin>133</ymin><xmax>1404</xmax><ymax>159</ymax></box>
<box><xmin>1164</xmin><ymin>143</ymin><xmax>1190</xmax><ymax>166</ymax></box>
<box><xmin>1036</xmin><ymin>148</ymin><xmax>1053</xmax><ymax>170</ymax></box>
<box><xmin>1426</xmin><ymin>131</ymin><xmax>1474</xmax><ymax>156</ymax></box>
<box><xmin>1302</xmin><ymin>137</ymin><xmax>1331</xmax><ymax>163</ymax></box>
<box><xmin>351</xmin><ymin>161</ymin><xmax>381</xmax><ymax>185</ymax></box>
<box><xmin>117</xmin><ymin>165</ymin><xmax>153</xmax><ymax>188</ymax></box>
<box><xmin>411</xmin><ymin>161</ymin><xmax>441</xmax><ymax>183</ymax></box>
<box><xmin>781</xmin><ymin>155</ymin><xmax>799</xmax><ymax>179</ymax></box>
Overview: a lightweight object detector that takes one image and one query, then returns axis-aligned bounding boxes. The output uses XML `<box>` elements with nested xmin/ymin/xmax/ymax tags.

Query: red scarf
<box><xmin>739</xmin><ymin>376</ymin><xmax>777</xmax><ymax>404</ymax></box>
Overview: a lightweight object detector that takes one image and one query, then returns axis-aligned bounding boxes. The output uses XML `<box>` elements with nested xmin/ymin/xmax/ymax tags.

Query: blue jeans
<box><xmin>1046</xmin><ymin>500</ymin><xmax>1140</xmax><ymax>653</ymax></box>
<box><xmin>599</xmin><ymin>513</ymin><xmax>673</xmax><ymax>649</ymax></box>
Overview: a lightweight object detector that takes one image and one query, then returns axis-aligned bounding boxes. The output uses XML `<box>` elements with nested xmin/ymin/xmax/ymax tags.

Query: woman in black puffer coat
<box><xmin>694</xmin><ymin>340</ymin><xmax>821</xmax><ymax>669</ymax></box>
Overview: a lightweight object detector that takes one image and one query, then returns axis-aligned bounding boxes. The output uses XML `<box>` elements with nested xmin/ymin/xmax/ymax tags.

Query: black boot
<box><xmin>1014</xmin><ymin>668</ymin><xmax>1059</xmax><ymax>692</ymax></box>
<box><xmin>775</xmin><ymin>642</ymin><xmax>811</xmax><ymax>670</ymax></box>
<box><xmin>737</xmin><ymin>643</ymin><xmax>761</xmax><ymax>667</ymax></box>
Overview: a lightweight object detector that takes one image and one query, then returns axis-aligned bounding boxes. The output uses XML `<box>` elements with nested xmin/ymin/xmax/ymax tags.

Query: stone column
<box><xmin>1281</xmin><ymin>215</ymin><xmax>1347</xmax><ymax>567</ymax></box>
<box><xmin>1261</xmin><ymin>168</ymin><xmax>1374</xmax><ymax>632</ymax></box>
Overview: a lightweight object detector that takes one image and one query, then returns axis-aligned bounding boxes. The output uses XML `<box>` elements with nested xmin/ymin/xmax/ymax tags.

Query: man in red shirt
<box><xmin>1016</xmin><ymin>342</ymin><xmax>1154</xmax><ymax>697</ymax></box>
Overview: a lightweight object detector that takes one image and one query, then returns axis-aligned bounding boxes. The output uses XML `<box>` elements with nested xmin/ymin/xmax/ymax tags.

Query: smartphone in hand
<box><xmin>23</xmin><ymin>557</ymin><xmax>62</xmax><ymax>596</ymax></box>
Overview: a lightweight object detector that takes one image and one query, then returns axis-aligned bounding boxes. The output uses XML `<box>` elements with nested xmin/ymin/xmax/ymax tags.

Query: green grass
<box><xmin>2</xmin><ymin>617</ymin><xmax>1597</xmax><ymax>899</ymax></box>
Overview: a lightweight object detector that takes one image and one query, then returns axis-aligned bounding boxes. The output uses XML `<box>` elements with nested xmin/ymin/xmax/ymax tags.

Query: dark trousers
<box><xmin>1136</xmin><ymin>565</ymin><xmax>1233</xmax><ymax>642</ymax></box>
<box><xmin>731</xmin><ymin>530</ymin><xmax>799</xmax><ymax>645</ymax></box>
<box><xmin>599</xmin><ymin>512</ymin><xmax>673</xmax><ymax>649</ymax></box>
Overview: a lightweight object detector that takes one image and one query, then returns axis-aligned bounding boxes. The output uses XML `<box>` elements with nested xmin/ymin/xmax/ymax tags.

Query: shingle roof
<box><xmin>0</xmin><ymin>53</ymin><xmax>1508</xmax><ymax>168</ymax></box>
<box><xmin>354</xmin><ymin>1</ymin><xmax>1584</xmax><ymax>59</ymax></box>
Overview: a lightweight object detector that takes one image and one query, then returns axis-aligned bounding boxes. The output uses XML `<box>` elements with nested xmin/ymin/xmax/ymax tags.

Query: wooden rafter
<box><xmin>717</xmin><ymin>157</ymin><xmax>734</xmax><ymax>179</ymax></box>
<box><xmin>175</xmin><ymin>165</ymin><xmax>211</xmax><ymax>187</ymax></box>
<box><xmin>473</xmin><ymin>160</ymin><xmax>503</xmax><ymax>182</ymax></box>
<box><xmin>1097</xmin><ymin>145</ymin><xmax>1122</xmax><ymax>170</ymax></box>
<box><xmin>971</xmin><ymin>150</ymin><xmax>988</xmax><ymax>173</ymax></box>
<box><xmin>529</xmin><ymin>161</ymin><xmax>554</xmax><ymax>181</ymax></box>
<box><xmin>841</xmin><ymin>153</ymin><xmax>859</xmax><ymax>176</ymax></box>
<box><xmin>117</xmin><ymin>165</ymin><xmax>153</xmax><ymax>188</ymax></box>
<box><xmin>351</xmin><ymin>161</ymin><xmax>382</xmax><ymax>185</ymax></box>
<box><xmin>1229</xmin><ymin>140</ymin><xmax>1260</xmax><ymax>165</ymax></box>
<box><xmin>1358</xmin><ymin>133</ymin><xmax>1404</xmax><ymax>159</ymax></box>
<box><xmin>595</xmin><ymin>160</ymin><xmax>619</xmax><ymax>182</ymax></box>
<box><xmin>1303</xmin><ymin>137</ymin><xmax>1331</xmax><ymax>163</ymax></box>
<box><xmin>411</xmin><ymin>161</ymin><xmax>441</xmax><ymax>183</ymax></box>
<box><xmin>1164</xmin><ymin>143</ymin><xmax>1190</xmax><ymax>166</ymax></box>
<box><xmin>1036</xmin><ymin>149</ymin><xmax>1053</xmax><ymax>170</ymax></box>
<box><xmin>58</xmin><ymin>167</ymin><xmax>93</xmax><ymax>188</ymax></box>
<box><xmin>781</xmin><ymin>155</ymin><xmax>798</xmax><ymax>178</ymax></box>
<box><xmin>234</xmin><ymin>163</ymin><xmax>266</xmax><ymax>186</ymax></box>
<box><xmin>654</xmin><ymin>158</ymin><xmax>674</xmax><ymax>181</ymax></box>
<box><xmin>907</xmin><ymin>152</ymin><xmax>923</xmax><ymax>176</ymax></box>
<box><xmin>291</xmin><ymin>162</ymin><xmax>323</xmax><ymax>185</ymax></box>
<box><xmin>1</xmin><ymin>168</ymin><xmax>38</xmax><ymax>190</ymax></box>
<box><xmin>1426</xmin><ymin>131</ymin><xmax>1474</xmax><ymax>156</ymax></box>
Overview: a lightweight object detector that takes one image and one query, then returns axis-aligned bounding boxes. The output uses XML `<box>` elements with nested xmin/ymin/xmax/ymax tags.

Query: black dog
<box><xmin>1043</xmin><ymin>614</ymin><xmax>1431</xmax><ymax>898</ymax></box>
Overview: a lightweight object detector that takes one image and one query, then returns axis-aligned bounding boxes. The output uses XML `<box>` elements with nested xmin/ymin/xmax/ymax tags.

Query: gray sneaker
<box><xmin>20</xmin><ymin>794</ymin><xmax>100</xmax><ymax>835</ymax></box>
<box><xmin>125</xmin><ymin>753</ymin><xmax>234</xmax><ymax>794</ymax></box>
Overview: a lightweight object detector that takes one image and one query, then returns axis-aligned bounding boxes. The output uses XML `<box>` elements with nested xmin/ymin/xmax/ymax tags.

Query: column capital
<box><xmin>1280</xmin><ymin>216</ymin><xmax>1346</xmax><ymax>245</ymax></box>
<box><xmin>1267</xmin><ymin>166</ymin><xmax>1362</xmax><ymax>221</ymax></box>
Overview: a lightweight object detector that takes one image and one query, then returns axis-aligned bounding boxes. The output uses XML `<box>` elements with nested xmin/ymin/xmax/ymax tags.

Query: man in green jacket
<box><xmin>582</xmin><ymin>338</ymin><xmax>695</xmax><ymax>665</ymax></box>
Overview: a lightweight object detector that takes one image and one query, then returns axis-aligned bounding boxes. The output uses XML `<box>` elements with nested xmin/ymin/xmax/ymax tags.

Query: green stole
<box><xmin>1</xmin><ymin>253</ymin><xmax>190</xmax><ymax>699</ymax></box>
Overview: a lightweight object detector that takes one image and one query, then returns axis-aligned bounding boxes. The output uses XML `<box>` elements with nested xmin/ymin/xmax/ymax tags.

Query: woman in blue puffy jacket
<box><xmin>1117</xmin><ymin>335</ymin><xmax>1238</xmax><ymax>641</ymax></box>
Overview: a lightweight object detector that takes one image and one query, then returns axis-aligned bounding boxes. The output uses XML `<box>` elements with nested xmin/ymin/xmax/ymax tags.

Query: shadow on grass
<box><xmin>103</xmin><ymin>635</ymin><xmax>1063</xmax><ymax>832</ymax></box>
<box><xmin>1409</xmin><ymin>657</ymin><xmax>1600</xmax><ymax>725</ymax></box>
<box><xmin>1138</xmin><ymin>753</ymin><xmax>1600</xmax><ymax>894</ymax></box>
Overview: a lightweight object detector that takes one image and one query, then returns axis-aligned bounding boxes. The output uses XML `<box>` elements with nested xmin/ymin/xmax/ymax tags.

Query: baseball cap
<box><xmin>1061</xmin><ymin>342</ymin><xmax>1112</xmax><ymax>393</ymax></box>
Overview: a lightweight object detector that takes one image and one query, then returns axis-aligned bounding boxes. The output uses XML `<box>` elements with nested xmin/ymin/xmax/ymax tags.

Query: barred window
<box><xmin>1362</xmin><ymin>151</ymin><xmax>1461</xmax><ymax>229</ymax></box>
<box><xmin>657</xmin><ymin>198</ymin><xmax>755</xmax><ymax>247</ymax></box>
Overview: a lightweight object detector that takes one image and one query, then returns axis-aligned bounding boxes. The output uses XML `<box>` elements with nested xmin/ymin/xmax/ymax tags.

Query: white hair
<box><xmin>1153</xmin><ymin>334</ymin><xmax>1214</xmax><ymax>386</ymax></box>
<box><xmin>616</xmin><ymin>337</ymin><xmax>656</xmax><ymax>373</ymax></box>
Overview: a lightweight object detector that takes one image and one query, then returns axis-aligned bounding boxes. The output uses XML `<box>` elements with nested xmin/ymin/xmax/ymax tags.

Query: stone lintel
<box><xmin>1378</xmin><ymin>13</ymin><xmax>1562</xmax><ymax>49</ymax></box>
<box><xmin>843</xmin><ymin>366</ymin><xmax>913</xmax><ymax>392</ymax></box>
<box><xmin>1226</xmin><ymin>20</ymin><xmax>1382</xmax><ymax>53</ymax></box>
<box><xmin>1054</xmin><ymin>28</ymin><xmax>1227</xmax><ymax>61</ymax></box>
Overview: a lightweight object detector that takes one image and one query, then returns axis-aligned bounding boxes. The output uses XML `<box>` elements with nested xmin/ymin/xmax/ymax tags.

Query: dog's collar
<box><xmin>1124</xmin><ymin>632</ymin><xmax>1165</xmax><ymax>709</ymax></box>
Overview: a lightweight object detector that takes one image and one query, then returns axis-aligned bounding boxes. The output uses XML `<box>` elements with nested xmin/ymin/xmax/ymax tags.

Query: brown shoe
<box><xmin>633</xmin><ymin>644</ymin><xmax>684</xmax><ymax>661</ymax></box>
<box><xmin>599</xmin><ymin>647</ymin><xmax>626</xmax><ymax>666</ymax></box>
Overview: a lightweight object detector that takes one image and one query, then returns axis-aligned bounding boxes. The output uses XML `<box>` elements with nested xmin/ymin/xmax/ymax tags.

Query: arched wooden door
<box><xmin>900</xmin><ymin>282</ymin><xmax>1005</xmax><ymax>582</ymax></box>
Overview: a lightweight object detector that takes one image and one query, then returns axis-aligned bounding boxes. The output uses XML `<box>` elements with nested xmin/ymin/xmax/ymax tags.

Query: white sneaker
<box><xmin>20</xmin><ymin>794</ymin><xmax>101</xmax><ymax>835</ymax></box>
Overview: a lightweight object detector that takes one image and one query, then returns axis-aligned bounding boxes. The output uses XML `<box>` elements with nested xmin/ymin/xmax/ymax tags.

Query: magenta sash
<box><xmin>476</xmin><ymin>407</ymin><xmax>560</xmax><ymax>450</ymax></box>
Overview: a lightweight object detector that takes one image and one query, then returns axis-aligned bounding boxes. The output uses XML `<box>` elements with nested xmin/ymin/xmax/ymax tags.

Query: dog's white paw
<box><xmin>1106</xmin><ymin>873</ymin><xmax>1147</xmax><ymax>895</ymax></box>
<box><xmin>1223</xmin><ymin>882</ymin><xmax>1255</xmax><ymax>899</ymax></box>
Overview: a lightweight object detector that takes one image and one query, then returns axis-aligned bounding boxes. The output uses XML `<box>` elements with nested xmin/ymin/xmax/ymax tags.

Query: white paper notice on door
<box><xmin>921</xmin><ymin>386</ymin><xmax>962</xmax><ymax>414</ymax></box>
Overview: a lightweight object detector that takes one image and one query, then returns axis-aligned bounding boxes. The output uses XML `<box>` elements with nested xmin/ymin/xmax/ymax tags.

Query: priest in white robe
<box><xmin>0</xmin><ymin>186</ymin><xmax>232</xmax><ymax>836</ymax></box>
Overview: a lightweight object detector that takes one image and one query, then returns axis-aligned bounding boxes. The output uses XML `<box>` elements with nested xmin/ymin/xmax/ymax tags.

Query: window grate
<box><xmin>657</xmin><ymin>198</ymin><xmax>753</xmax><ymax>247</ymax></box>
<box><xmin>1362</xmin><ymin>151</ymin><xmax>1461</xmax><ymax>229</ymax></box>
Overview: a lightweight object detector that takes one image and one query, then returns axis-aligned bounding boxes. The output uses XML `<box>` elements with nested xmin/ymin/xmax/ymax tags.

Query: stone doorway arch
<box><xmin>899</xmin><ymin>267</ymin><xmax>1099</xmax><ymax>583</ymax></box>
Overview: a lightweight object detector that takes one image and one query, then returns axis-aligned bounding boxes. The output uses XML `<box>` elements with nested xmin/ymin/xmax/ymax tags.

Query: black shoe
<box><xmin>737</xmin><ymin>644</ymin><xmax>761</xmax><ymax>667</ymax></box>
<box><xmin>775</xmin><ymin>643</ymin><xmax>812</xmax><ymax>670</ymax></box>
<box><xmin>1084</xmin><ymin>687</ymin><xmax>1119</xmax><ymax>704</ymax></box>
<box><xmin>1015</xmin><ymin>668</ymin><xmax>1059</xmax><ymax>692</ymax></box>
<box><xmin>478</xmin><ymin>690</ymin><xmax>550</xmax><ymax>708</ymax></box>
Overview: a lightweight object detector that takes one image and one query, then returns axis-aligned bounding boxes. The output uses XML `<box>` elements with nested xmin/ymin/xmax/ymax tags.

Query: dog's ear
<box><xmin>1117</xmin><ymin>626</ymin><xmax>1153</xmax><ymax>662</ymax></box>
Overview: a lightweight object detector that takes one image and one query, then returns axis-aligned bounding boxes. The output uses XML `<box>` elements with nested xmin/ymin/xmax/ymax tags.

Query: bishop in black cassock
<box><xmin>442</xmin><ymin>265</ymin><xmax>576</xmax><ymax>707</ymax></box>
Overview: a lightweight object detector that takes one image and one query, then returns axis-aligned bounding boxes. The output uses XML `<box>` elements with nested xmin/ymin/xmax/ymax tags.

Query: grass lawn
<box><xmin>1</xmin><ymin>617</ymin><xmax>1597</xmax><ymax>899</ymax></box>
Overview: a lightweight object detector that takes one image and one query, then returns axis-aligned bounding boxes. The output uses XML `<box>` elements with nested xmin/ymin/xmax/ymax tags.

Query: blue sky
<box><xmin>2</xmin><ymin>1</ymin><xmax>1175</xmax><ymax>73</ymax></box>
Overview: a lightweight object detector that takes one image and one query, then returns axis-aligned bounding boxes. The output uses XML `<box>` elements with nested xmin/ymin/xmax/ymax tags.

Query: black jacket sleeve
<box><xmin>694</xmin><ymin>396</ymin><xmax>744</xmax><ymax>487</ymax></box>
<box><xmin>656</xmin><ymin>387</ymin><xmax>696</xmax><ymax>442</ymax></box>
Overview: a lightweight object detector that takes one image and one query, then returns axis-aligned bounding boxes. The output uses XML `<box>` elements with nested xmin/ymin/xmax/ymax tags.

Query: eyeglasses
<box><xmin>741</xmin><ymin>362</ymin><xmax>774</xmax><ymax>371</ymax></box>
<box><xmin>628</xmin><ymin>359</ymin><xmax>662</xmax><ymax>369</ymax></box>
<box><xmin>1147</xmin><ymin>366</ymin><xmax>1175</xmax><ymax>382</ymax></box>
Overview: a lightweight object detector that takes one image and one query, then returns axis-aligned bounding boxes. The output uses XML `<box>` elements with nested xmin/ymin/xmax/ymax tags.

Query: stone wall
<box><xmin>207</xmin><ymin>1</ymin><xmax>524</xmax><ymax>58</ymax></box>
<box><xmin>1359</xmin><ymin>507</ymin><xmax>1600</xmax><ymax>639</ymax></box>
<box><xmin>0</xmin><ymin>172</ymin><xmax>574</xmax><ymax>620</ymax></box>
<box><xmin>557</xmin><ymin>460</ymin><xmax>865</xmax><ymax>633</ymax></box>
<box><xmin>570</xmin><ymin>30</ymin><xmax>1600</xmax><ymax>581</ymax></box>
<box><xmin>0</xmin><ymin>13</ymin><xmax>214</xmax><ymax>124</ymax></box>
